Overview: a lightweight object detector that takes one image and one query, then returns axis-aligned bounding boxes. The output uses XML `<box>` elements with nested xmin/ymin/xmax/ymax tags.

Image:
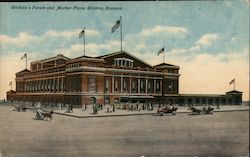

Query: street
<box><xmin>0</xmin><ymin>104</ymin><xmax>249</xmax><ymax>157</ymax></box>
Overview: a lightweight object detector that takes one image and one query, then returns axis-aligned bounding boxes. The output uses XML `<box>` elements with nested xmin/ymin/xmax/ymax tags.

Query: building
<box><xmin>7</xmin><ymin>51</ymin><xmax>242</xmax><ymax>107</ymax></box>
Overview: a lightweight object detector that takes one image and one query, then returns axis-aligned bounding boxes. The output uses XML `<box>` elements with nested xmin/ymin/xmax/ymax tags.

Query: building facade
<box><xmin>7</xmin><ymin>51</ymin><xmax>242</xmax><ymax>107</ymax></box>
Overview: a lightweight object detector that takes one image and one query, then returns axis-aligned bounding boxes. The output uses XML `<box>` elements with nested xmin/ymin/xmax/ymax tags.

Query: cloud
<box><xmin>129</xmin><ymin>47</ymin><xmax>249</xmax><ymax>101</ymax></box>
<box><xmin>55</xmin><ymin>40</ymin><xmax>121</xmax><ymax>58</ymax></box>
<box><xmin>0</xmin><ymin>32</ymin><xmax>40</xmax><ymax>47</ymax></box>
<box><xmin>44</xmin><ymin>29</ymin><xmax>100</xmax><ymax>39</ymax></box>
<box><xmin>0</xmin><ymin>52</ymin><xmax>28</xmax><ymax>100</ymax></box>
<box><xmin>195</xmin><ymin>33</ymin><xmax>219</xmax><ymax>46</ymax></box>
<box><xmin>0</xmin><ymin>29</ymin><xmax>101</xmax><ymax>48</ymax></box>
<box><xmin>140</xmin><ymin>25</ymin><xmax>188</xmax><ymax>37</ymax></box>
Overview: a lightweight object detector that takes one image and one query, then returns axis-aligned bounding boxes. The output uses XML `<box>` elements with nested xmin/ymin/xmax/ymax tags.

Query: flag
<box><xmin>229</xmin><ymin>78</ymin><xmax>235</xmax><ymax>85</ymax></box>
<box><xmin>158</xmin><ymin>47</ymin><xmax>165</xmax><ymax>56</ymax></box>
<box><xmin>79</xmin><ymin>29</ymin><xmax>85</xmax><ymax>38</ymax></box>
<box><xmin>21</xmin><ymin>53</ymin><xmax>27</xmax><ymax>60</ymax></box>
<box><xmin>111</xmin><ymin>20</ymin><xmax>120</xmax><ymax>33</ymax></box>
<box><xmin>9</xmin><ymin>81</ymin><xmax>12</xmax><ymax>86</ymax></box>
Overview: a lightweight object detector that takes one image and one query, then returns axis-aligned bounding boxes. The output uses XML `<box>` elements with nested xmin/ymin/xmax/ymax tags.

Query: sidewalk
<box><xmin>53</xmin><ymin>105</ymin><xmax>249</xmax><ymax>118</ymax></box>
<box><xmin>1</xmin><ymin>102</ymin><xmax>248</xmax><ymax>118</ymax></box>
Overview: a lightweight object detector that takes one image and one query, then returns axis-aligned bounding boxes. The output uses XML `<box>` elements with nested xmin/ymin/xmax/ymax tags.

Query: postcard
<box><xmin>0</xmin><ymin>1</ymin><xmax>249</xmax><ymax>157</ymax></box>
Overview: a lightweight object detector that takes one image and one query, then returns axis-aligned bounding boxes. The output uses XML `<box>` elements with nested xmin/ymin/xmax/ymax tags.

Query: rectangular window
<box><xmin>105</xmin><ymin>78</ymin><xmax>109</xmax><ymax>91</ymax></box>
<box><xmin>124</xmin><ymin>79</ymin><xmax>127</xmax><ymax>91</ymax></box>
<box><xmin>88</xmin><ymin>76</ymin><xmax>96</xmax><ymax>92</ymax></box>
<box><xmin>156</xmin><ymin>81</ymin><xmax>159</xmax><ymax>90</ymax></box>
<box><xmin>141</xmin><ymin>80</ymin><xmax>144</xmax><ymax>89</ymax></box>
<box><xmin>115</xmin><ymin>79</ymin><xmax>118</xmax><ymax>91</ymax></box>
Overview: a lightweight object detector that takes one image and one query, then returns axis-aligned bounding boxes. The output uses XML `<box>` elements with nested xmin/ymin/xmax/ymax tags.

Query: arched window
<box><xmin>114</xmin><ymin>58</ymin><xmax>134</xmax><ymax>67</ymax></box>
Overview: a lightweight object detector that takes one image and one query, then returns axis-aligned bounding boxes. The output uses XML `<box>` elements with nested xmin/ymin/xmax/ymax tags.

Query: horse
<box><xmin>43</xmin><ymin>111</ymin><xmax>53</xmax><ymax>121</ymax></box>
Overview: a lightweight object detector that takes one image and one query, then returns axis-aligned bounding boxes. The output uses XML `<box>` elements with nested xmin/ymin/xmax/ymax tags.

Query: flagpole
<box><xmin>234</xmin><ymin>79</ymin><xmax>235</xmax><ymax>91</ymax></box>
<box><xmin>163</xmin><ymin>51</ymin><xmax>165</xmax><ymax>63</ymax></box>
<box><xmin>26</xmin><ymin>54</ymin><xmax>27</xmax><ymax>69</ymax></box>
<box><xmin>83</xmin><ymin>28</ymin><xmax>85</xmax><ymax>56</ymax></box>
<box><xmin>120</xmin><ymin>16</ymin><xmax>122</xmax><ymax>52</ymax></box>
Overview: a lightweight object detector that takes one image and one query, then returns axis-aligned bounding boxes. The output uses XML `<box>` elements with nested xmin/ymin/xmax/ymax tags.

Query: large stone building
<box><xmin>7</xmin><ymin>51</ymin><xmax>242</xmax><ymax>107</ymax></box>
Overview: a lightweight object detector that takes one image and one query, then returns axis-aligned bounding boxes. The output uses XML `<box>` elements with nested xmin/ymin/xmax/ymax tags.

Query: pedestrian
<box><xmin>113</xmin><ymin>104</ymin><xmax>115</xmax><ymax>112</ymax></box>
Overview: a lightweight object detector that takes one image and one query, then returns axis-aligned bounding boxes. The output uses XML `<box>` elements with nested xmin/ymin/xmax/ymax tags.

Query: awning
<box><xmin>121</xmin><ymin>95</ymin><xmax>154</xmax><ymax>99</ymax></box>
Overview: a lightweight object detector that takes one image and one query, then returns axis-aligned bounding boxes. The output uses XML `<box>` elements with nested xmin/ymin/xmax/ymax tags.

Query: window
<box><xmin>114</xmin><ymin>58</ymin><xmax>134</xmax><ymax>67</ymax></box>
<box><xmin>105</xmin><ymin>78</ymin><xmax>109</xmax><ymax>91</ymax></box>
<box><xmin>148</xmin><ymin>82</ymin><xmax>151</xmax><ymax>90</ymax></box>
<box><xmin>124</xmin><ymin>79</ymin><xmax>127</xmax><ymax>91</ymax></box>
<box><xmin>115</xmin><ymin>79</ymin><xmax>118</xmax><ymax>91</ymax></box>
<box><xmin>88</xmin><ymin>76</ymin><xmax>96</xmax><ymax>92</ymax></box>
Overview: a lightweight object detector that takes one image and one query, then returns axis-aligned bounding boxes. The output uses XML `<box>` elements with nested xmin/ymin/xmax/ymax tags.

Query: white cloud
<box><xmin>140</xmin><ymin>25</ymin><xmax>188</xmax><ymax>37</ymax></box>
<box><xmin>0</xmin><ymin>32</ymin><xmax>40</xmax><ymax>47</ymax></box>
<box><xmin>130</xmin><ymin>47</ymin><xmax>249</xmax><ymax>101</ymax></box>
<box><xmin>195</xmin><ymin>33</ymin><xmax>219</xmax><ymax>46</ymax></box>
<box><xmin>55</xmin><ymin>40</ymin><xmax>121</xmax><ymax>58</ymax></box>
<box><xmin>44</xmin><ymin>29</ymin><xmax>100</xmax><ymax>39</ymax></box>
<box><xmin>189</xmin><ymin>45</ymin><xmax>201</xmax><ymax>52</ymax></box>
<box><xmin>0</xmin><ymin>29</ymin><xmax>101</xmax><ymax>48</ymax></box>
<box><xmin>0</xmin><ymin>52</ymin><xmax>28</xmax><ymax>100</ymax></box>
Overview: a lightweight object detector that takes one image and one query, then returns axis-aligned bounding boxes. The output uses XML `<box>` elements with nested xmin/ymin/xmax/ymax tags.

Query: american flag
<box><xmin>158</xmin><ymin>47</ymin><xmax>165</xmax><ymax>56</ymax></box>
<box><xmin>229</xmin><ymin>78</ymin><xmax>235</xmax><ymax>85</ymax></box>
<box><xmin>79</xmin><ymin>29</ymin><xmax>85</xmax><ymax>38</ymax></box>
<box><xmin>21</xmin><ymin>53</ymin><xmax>27</xmax><ymax>60</ymax></box>
<box><xmin>111</xmin><ymin>20</ymin><xmax>120</xmax><ymax>33</ymax></box>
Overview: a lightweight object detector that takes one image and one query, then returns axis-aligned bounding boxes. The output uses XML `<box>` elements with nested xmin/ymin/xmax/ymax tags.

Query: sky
<box><xmin>0</xmin><ymin>1</ymin><xmax>249</xmax><ymax>101</ymax></box>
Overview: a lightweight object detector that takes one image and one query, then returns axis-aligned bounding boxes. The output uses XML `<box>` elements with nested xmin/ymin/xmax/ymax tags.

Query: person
<box><xmin>113</xmin><ymin>104</ymin><xmax>115</xmax><ymax>112</ymax></box>
<box><xmin>36</xmin><ymin>111</ymin><xmax>41</xmax><ymax>117</ymax></box>
<box><xmin>203</xmin><ymin>106</ymin><xmax>207</xmax><ymax>112</ymax></box>
<box><xmin>216</xmin><ymin>104</ymin><xmax>220</xmax><ymax>109</ymax></box>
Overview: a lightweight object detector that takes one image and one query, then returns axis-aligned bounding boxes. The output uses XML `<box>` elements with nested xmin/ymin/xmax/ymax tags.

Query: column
<box><xmin>154</xmin><ymin>79</ymin><xmax>156</xmax><ymax>94</ymax></box>
<box><xmin>129</xmin><ymin>77</ymin><xmax>132</xmax><ymax>93</ymax></box>
<box><xmin>31</xmin><ymin>81</ymin><xmax>34</xmax><ymax>92</ymax></box>
<box><xmin>53</xmin><ymin>78</ymin><xmax>56</xmax><ymax>92</ymax></box>
<box><xmin>57</xmin><ymin>77</ymin><xmax>60</xmax><ymax>92</ymax></box>
<box><xmin>61</xmin><ymin>78</ymin><xmax>64</xmax><ymax>92</ymax></box>
<box><xmin>120</xmin><ymin>77</ymin><xmax>123</xmax><ymax>93</ymax></box>
<box><xmin>45</xmin><ymin>80</ymin><xmax>47</xmax><ymax>92</ymax></box>
<box><xmin>112</xmin><ymin>77</ymin><xmax>114</xmax><ymax>93</ymax></box>
<box><xmin>138</xmin><ymin>78</ymin><xmax>140</xmax><ymax>93</ymax></box>
<box><xmin>146</xmin><ymin>79</ymin><xmax>148</xmax><ymax>94</ymax></box>
<box><xmin>37</xmin><ymin>80</ymin><xmax>40</xmax><ymax>92</ymax></box>
<box><xmin>160</xmin><ymin>80</ymin><xmax>162</xmax><ymax>94</ymax></box>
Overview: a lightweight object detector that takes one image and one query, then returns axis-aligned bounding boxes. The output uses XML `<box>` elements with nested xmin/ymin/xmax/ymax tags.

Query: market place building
<box><xmin>7</xmin><ymin>51</ymin><xmax>242</xmax><ymax>107</ymax></box>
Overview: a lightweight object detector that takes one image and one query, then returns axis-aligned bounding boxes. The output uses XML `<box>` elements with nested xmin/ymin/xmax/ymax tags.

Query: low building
<box><xmin>6</xmin><ymin>51</ymin><xmax>242</xmax><ymax>107</ymax></box>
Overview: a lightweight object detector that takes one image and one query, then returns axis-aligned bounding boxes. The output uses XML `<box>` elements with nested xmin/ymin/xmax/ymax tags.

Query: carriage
<box><xmin>156</xmin><ymin>106</ymin><xmax>178</xmax><ymax>116</ymax></box>
<box><xmin>35</xmin><ymin>110</ymin><xmax>53</xmax><ymax>121</ymax></box>
<box><xmin>13</xmin><ymin>105</ymin><xmax>27</xmax><ymax>112</ymax></box>
<box><xmin>191</xmin><ymin>106</ymin><xmax>214</xmax><ymax>115</ymax></box>
<box><xmin>203</xmin><ymin>106</ymin><xmax>214</xmax><ymax>114</ymax></box>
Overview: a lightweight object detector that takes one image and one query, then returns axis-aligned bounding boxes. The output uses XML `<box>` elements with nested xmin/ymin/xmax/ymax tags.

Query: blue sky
<box><xmin>0</xmin><ymin>1</ymin><xmax>249</xmax><ymax>100</ymax></box>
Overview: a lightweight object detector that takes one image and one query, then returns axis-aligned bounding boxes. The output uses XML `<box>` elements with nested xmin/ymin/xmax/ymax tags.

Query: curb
<box><xmin>53</xmin><ymin>109</ymin><xmax>249</xmax><ymax>118</ymax></box>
